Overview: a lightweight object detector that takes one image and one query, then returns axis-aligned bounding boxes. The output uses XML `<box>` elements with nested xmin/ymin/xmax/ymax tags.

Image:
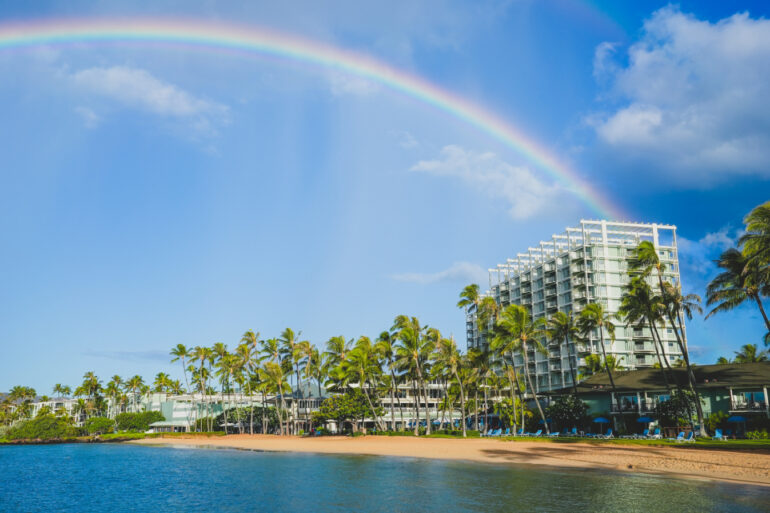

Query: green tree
<box><xmin>734</xmin><ymin>344</ymin><xmax>769</xmax><ymax>363</ymax></box>
<box><xmin>495</xmin><ymin>304</ymin><xmax>549</xmax><ymax>433</ymax></box>
<box><xmin>706</xmin><ymin>248</ymin><xmax>770</xmax><ymax>333</ymax></box>
<box><xmin>577</xmin><ymin>303</ymin><xmax>618</xmax><ymax>393</ymax></box>
<box><xmin>433</xmin><ymin>335</ymin><xmax>468</xmax><ymax>437</ymax></box>
<box><xmin>546</xmin><ymin>311</ymin><xmax>581</xmax><ymax>396</ymax></box>
<box><xmin>393</xmin><ymin>315</ymin><xmax>432</xmax><ymax>435</ymax></box>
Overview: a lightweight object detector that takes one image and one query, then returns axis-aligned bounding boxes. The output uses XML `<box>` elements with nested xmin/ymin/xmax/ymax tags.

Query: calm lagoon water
<box><xmin>1</xmin><ymin>444</ymin><xmax>768</xmax><ymax>512</ymax></box>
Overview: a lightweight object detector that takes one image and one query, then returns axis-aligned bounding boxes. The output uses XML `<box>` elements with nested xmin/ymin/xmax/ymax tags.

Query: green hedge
<box><xmin>7</xmin><ymin>414</ymin><xmax>80</xmax><ymax>440</ymax></box>
<box><xmin>114</xmin><ymin>411</ymin><xmax>165</xmax><ymax>432</ymax></box>
<box><xmin>85</xmin><ymin>417</ymin><xmax>115</xmax><ymax>435</ymax></box>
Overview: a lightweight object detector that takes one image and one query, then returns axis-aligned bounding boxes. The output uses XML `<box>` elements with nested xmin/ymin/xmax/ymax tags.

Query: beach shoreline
<box><xmin>130</xmin><ymin>434</ymin><xmax>770</xmax><ymax>487</ymax></box>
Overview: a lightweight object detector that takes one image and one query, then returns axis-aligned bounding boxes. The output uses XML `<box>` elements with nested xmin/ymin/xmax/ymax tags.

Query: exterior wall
<box><xmin>468</xmin><ymin>220</ymin><xmax>685</xmax><ymax>394</ymax></box>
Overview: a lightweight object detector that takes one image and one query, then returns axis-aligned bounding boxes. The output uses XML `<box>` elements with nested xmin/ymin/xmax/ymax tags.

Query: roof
<box><xmin>550</xmin><ymin>362</ymin><xmax>770</xmax><ymax>394</ymax></box>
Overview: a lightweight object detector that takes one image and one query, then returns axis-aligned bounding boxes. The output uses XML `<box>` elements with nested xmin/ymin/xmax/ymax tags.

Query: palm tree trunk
<box><xmin>389</xmin><ymin>369</ymin><xmax>397</xmax><ymax>431</ymax></box>
<box><xmin>416</xmin><ymin>365</ymin><xmax>431</xmax><ymax>435</ymax></box>
<box><xmin>752</xmin><ymin>294</ymin><xmax>770</xmax><ymax>332</ymax></box>
<box><xmin>474</xmin><ymin>390</ymin><xmax>479</xmax><ymax>432</ymax></box>
<box><xmin>648</xmin><ymin>321</ymin><xmax>673</xmax><ymax>393</ymax></box>
<box><xmin>453</xmin><ymin>370</ymin><xmax>467</xmax><ymax>438</ymax></box>
<box><xmin>564</xmin><ymin>336</ymin><xmax>579</xmax><ymax>397</ymax></box>
<box><xmin>522</xmin><ymin>343</ymin><xmax>548</xmax><ymax>434</ymax></box>
<box><xmin>411</xmin><ymin>380</ymin><xmax>419</xmax><ymax>435</ymax></box>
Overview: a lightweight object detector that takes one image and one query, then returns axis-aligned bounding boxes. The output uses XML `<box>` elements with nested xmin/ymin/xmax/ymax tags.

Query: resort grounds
<box><xmin>131</xmin><ymin>434</ymin><xmax>770</xmax><ymax>487</ymax></box>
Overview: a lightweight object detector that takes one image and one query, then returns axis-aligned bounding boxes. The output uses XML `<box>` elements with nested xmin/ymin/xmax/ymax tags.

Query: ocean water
<box><xmin>0</xmin><ymin>444</ymin><xmax>768</xmax><ymax>512</ymax></box>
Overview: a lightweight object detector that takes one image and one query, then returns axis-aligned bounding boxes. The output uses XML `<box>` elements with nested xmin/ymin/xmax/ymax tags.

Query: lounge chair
<box><xmin>528</xmin><ymin>429</ymin><xmax>542</xmax><ymax>437</ymax></box>
<box><xmin>635</xmin><ymin>429</ymin><xmax>649</xmax><ymax>439</ymax></box>
<box><xmin>678</xmin><ymin>431</ymin><xmax>695</xmax><ymax>443</ymax></box>
<box><xmin>648</xmin><ymin>428</ymin><xmax>661</xmax><ymax>439</ymax></box>
<box><xmin>598</xmin><ymin>429</ymin><xmax>613</xmax><ymax>439</ymax></box>
<box><xmin>503</xmin><ymin>428</ymin><xmax>511</xmax><ymax>436</ymax></box>
<box><xmin>668</xmin><ymin>431</ymin><xmax>685</xmax><ymax>442</ymax></box>
<box><xmin>569</xmin><ymin>427</ymin><xmax>578</xmax><ymax>437</ymax></box>
<box><xmin>547</xmin><ymin>430</ymin><xmax>560</xmax><ymax>437</ymax></box>
<box><xmin>515</xmin><ymin>428</ymin><xmax>525</xmax><ymax>436</ymax></box>
<box><xmin>713</xmin><ymin>429</ymin><xmax>727</xmax><ymax>441</ymax></box>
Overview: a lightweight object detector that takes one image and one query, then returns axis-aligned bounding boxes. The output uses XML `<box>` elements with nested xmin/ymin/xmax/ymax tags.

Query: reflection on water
<box><xmin>0</xmin><ymin>444</ymin><xmax>767</xmax><ymax>513</ymax></box>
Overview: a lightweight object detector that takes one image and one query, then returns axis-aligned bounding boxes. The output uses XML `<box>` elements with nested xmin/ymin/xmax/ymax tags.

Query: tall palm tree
<box><xmin>468</xmin><ymin>346</ymin><xmax>497</xmax><ymax>432</ymax></box>
<box><xmin>261</xmin><ymin>361</ymin><xmax>291</xmax><ymax>435</ymax></box>
<box><xmin>629</xmin><ymin>241</ymin><xmax>707</xmax><ymax>434</ymax></box>
<box><xmin>577</xmin><ymin>303</ymin><xmax>618</xmax><ymax>393</ymax></box>
<box><xmin>323</xmin><ymin>335</ymin><xmax>353</xmax><ymax>393</ymax></box>
<box><xmin>734</xmin><ymin>344</ymin><xmax>769</xmax><ymax>363</ymax></box>
<box><xmin>343</xmin><ymin>337</ymin><xmax>385</xmax><ymax>431</ymax></box>
<box><xmin>490</xmin><ymin>319</ymin><xmax>524</xmax><ymax>433</ymax></box>
<box><xmin>546</xmin><ymin>311</ymin><xmax>581</xmax><ymax>396</ymax></box>
<box><xmin>125</xmin><ymin>375</ymin><xmax>144</xmax><ymax>414</ymax></box>
<box><xmin>393</xmin><ymin>315</ymin><xmax>432</xmax><ymax>435</ymax></box>
<box><xmin>238</xmin><ymin>332</ymin><xmax>261</xmax><ymax>434</ymax></box>
<box><xmin>191</xmin><ymin>345</ymin><xmax>214</xmax><ymax>430</ymax></box>
<box><xmin>706</xmin><ymin>248</ymin><xmax>770</xmax><ymax>333</ymax></box>
<box><xmin>496</xmin><ymin>304</ymin><xmax>549</xmax><ymax>432</ymax></box>
<box><xmin>458</xmin><ymin>284</ymin><xmax>480</xmax><ymax>310</ymax></box>
<box><xmin>52</xmin><ymin>383</ymin><xmax>70</xmax><ymax>398</ymax></box>
<box><xmin>376</xmin><ymin>330</ymin><xmax>402</xmax><ymax>431</ymax></box>
<box><xmin>153</xmin><ymin>372</ymin><xmax>171</xmax><ymax>393</ymax></box>
<box><xmin>170</xmin><ymin>344</ymin><xmax>194</xmax><ymax>425</ymax></box>
<box><xmin>662</xmin><ymin>282</ymin><xmax>707</xmax><ymax>434</ymax></box>
<box><xmin>433</xmin><ymin>336</ymin><xmax>467</xmax><ymax>437</ymax></box>
<box><xmin>617</xmin><ymin>277</ymin><xmax>673</xmax><ymax>391</ymax></box>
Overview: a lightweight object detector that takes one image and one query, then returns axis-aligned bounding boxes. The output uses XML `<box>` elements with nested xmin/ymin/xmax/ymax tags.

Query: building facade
<box><xmin>467</xmin><ymin>220</ymin><xmax>685</xmax><ymax>393</ymax></box>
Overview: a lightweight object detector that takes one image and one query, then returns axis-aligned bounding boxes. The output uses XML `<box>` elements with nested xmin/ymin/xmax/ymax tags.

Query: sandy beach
<box><xmin>132</xmin><ymin>435</ymin><xmax>770</xmax><ymax>486</ymax></box>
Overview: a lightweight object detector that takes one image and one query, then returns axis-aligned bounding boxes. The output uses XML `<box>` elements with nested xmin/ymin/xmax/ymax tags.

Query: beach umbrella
<box><xmin>727</xmin><ymin>415</ymin><xmax>746</xmax><ymax>422</ymax></box>
<box><xmin>593</xmin><ymin>417</ymin><xmax>609</xmax><ymax>424</ymax></box>
<box><xmin>637</xmin><ymin>416</ymin><xmax>653</xmax><ymax>423</ymax></box>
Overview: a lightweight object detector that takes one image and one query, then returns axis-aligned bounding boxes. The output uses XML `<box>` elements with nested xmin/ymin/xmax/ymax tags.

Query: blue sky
<box><xmin>1</xmin><ymin>0</ymin><xmax>769</xmax><ymax>392</ymax></box>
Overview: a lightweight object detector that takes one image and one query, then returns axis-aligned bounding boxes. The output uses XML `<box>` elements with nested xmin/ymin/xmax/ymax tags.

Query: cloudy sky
<box><xmin>1</xmin><ymin>0</ymin><xmax>769</xmax><ymax>391</ymax></box>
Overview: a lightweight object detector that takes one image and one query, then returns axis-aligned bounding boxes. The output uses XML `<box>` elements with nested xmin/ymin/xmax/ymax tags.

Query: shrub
<box><xmin>546</xmin><ymin>396</ymin><xmax>590</xmax><ymax>431</ymax></box>
<box><xmin>85</xmin><ymin>417</ymin><xmax>115</xmax><ymax>435</ymax></box>
<box><xmin>746</xmin><ymin>429</ymin><xmax>769</xmax><ymax>440</ymax></box>
<box><xmin>115</xmin><ymin>411</ymin><xmax>165</xmax><ymax>432</ymax></box>
<box><xmin>7</xmin><ymin>414</ymin><xmax>79</xmax><ymax>440</ymax></box>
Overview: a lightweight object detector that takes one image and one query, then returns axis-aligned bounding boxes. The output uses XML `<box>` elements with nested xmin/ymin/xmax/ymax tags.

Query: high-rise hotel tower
<box><xmin>466</xmin><ymin>220</ymin><xmax>684</xmax><ymax>393</ymax></box>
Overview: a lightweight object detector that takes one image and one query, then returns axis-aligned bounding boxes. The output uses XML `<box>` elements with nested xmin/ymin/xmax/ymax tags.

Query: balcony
<box><xmin>730</xmin><ymin>400</ymin><xmax>767</xmax><ymax>412</ymax></box>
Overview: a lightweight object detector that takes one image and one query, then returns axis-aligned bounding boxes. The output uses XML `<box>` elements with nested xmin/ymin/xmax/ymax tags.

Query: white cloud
<box><xmin>71</xmin><ymin>66</ymin><xmax>229</xmax><ymax>134</ymax></box>
<box><xmin>391</xmin><ymin>130</ymin><xmax>419</xmax><ymax>149</ymax></box>
<box><xmin>327</xmin><ymin>71</ymin><xmax>380</xmax><ymax>96</ymax></box>
<box><xmin>392</xmin><ymin>261</ymin><xmax>487</xmax><ymax>285</ymax></box>
<box><xmin>75</xmin><ymin>106</ymin><xmax>100</xmax><ymax>129</ymax></box>
<box><xmin>677</xmin><ymin>226</ymin><xmax>739</xmax><ymax>288</ymax></box>
<box><xmin>591</xmin><ymin>7</ymin><xmax>770</xmax><ymax>183</ymax></box>
<box><xmin>410</xmin><ymin>145</ymin><xmax>560</xmax><ymax>219</ymax></box>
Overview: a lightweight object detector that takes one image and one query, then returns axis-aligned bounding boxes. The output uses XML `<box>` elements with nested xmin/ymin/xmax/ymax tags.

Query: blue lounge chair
<box><xmin>515</xmin><ymin>428</ymin><xmax>525</xmax><ymax>436</ymax></box>
<box><xmin>482</xmin><ymin>428</ymin><xmax>494</xmax><ymax>437</ymax></box>
<box><xmin>668</xmin><ymin>431</ymin><xmax>685</xmax><ymax>442</ymax></box>
<box><xmin>598</xmin><ymin>429</ymin><xmax>613</xmax><ymax>439</ymax></box>
<box><xmin>503</xmin><ymin>428</ymin><xmax>511</xmax><ymax>436</ymax></box>
<box><xmin>528</xmin><ymin>429</ymin><xmax>542</xmax><ymax>437</ymax></box>
<box><xmin>648</xmin><ymin>427</ymin><xmax>661</xmax><ymax>439</ymax></box>
<box><xmin>635</xmin><ymin>429</ymin><xmax>649</xmax><ymax>439</ymax></box>
<box><xmin>678</xmin><ymin>431</ymin><xmax>695</xmax><ymax>443</ymax></box>
<box><xmin>713</xmin><ymin>429</ymin><xmax>727</xmax><ymax>441</ymax></box>
<box><xmin>569</xmin><ymin>427</ymin><xmax>578</xmax><ymax>437</ymax></box>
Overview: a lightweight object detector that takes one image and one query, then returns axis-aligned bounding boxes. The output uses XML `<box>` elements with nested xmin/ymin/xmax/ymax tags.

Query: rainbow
<box><xmin>0</xmin><ymin>18</ymin><xmax>624</xmax><ymax>220</ymax></box>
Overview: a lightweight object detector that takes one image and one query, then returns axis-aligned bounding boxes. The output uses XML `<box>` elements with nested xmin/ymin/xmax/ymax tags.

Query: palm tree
<box><xmin>617</xmin><ymin>277</ymin><xmax>673</xmax><ymax>391</ymax></box>
<box><xmin>546</xmin><ymin>311</ymin><xmax>581</xmax><ymax>396</ymax></box>
<box><xmin>577</xmin><ymin>303</ymin><xmax>618</xmax><ymax>394</ymax></box>
<box><xmin>496</xmin><ymin>304</ymin><xmax>549</xmax><ymax>433</ymax></box>
<box><xmin>468</xmin><ymin>346</ymin><xmax>496</xmax><ymax>432</ymax></box>
<box><xmin>734</xmin><ymin>344</ymin><xmax>769</xmax><ymax>363</ymax></box>
<box><xmin>124</xmin><ymin>375</ymin><xmax>144</xmax><ymax>414</ymax></box>
<box><xmin>323</xmin><ymin>335</ymin><xmax>353</xmax><ymax>393</ymax></box>
<box><xmin>376</xmin><ymin>330</ymin><xmax>402</xmax><ymax>431</ymax></box>
<box><xmin>716</xmin><ymin>356</ymin><xmax>732</xmax><ymax>365</ymax></box>
<box><xmin>393</xmin><ymin>315</ymin><xmax>432</xmax><ymax>435</ymax></box>
<box><xmin>490</xmin><ymin>319</ymin><xmax>524</xmax><ymax>433</ymax></box>
<box><xmin>153</xmin><ymin>372</ymin><xmax>171</xmax><ymax>394</ymax></box>
<box><xmin>52</xmin><ymin>383</ymin><xmax>70</xmax><ymax>398</ymax></box>
<box><xmin>740</xmin><ymin>201</ymin><xmax>770</xmax><ymax>266</ymax></box>
<box><xmin>433</xmin><ymin>336</ymin><xmax>467</xmax><ymax>437</ymax></box>
<box><xmin>343</xmin><ymin>337</ymin><xmax>385</xmax><ymax>431</ymax></box>
<box><xmin>238</xmin><ymin>332</ymin><xmax>261</xmax><ymax>434</ymax></box>
<box><xmin>629</xmin><ymin>241</ymin><xmax>707</xmax><ymax>434</ymax></box>
<box><xmin>706</xmin><ymin>248</ymin><xmax>770</xmax><ymax>333</ymax></box>
<box><xmin>261</xmin><ymin>361</ymin><xmax>291</xmax><ymax>435</ymax></box>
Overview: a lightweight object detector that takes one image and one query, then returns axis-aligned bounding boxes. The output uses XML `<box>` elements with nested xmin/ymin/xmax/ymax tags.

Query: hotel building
<box><xmin>466</xmin><ymin>220</ymin><xmax>685</xmax><ymax>393</ymax></box>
